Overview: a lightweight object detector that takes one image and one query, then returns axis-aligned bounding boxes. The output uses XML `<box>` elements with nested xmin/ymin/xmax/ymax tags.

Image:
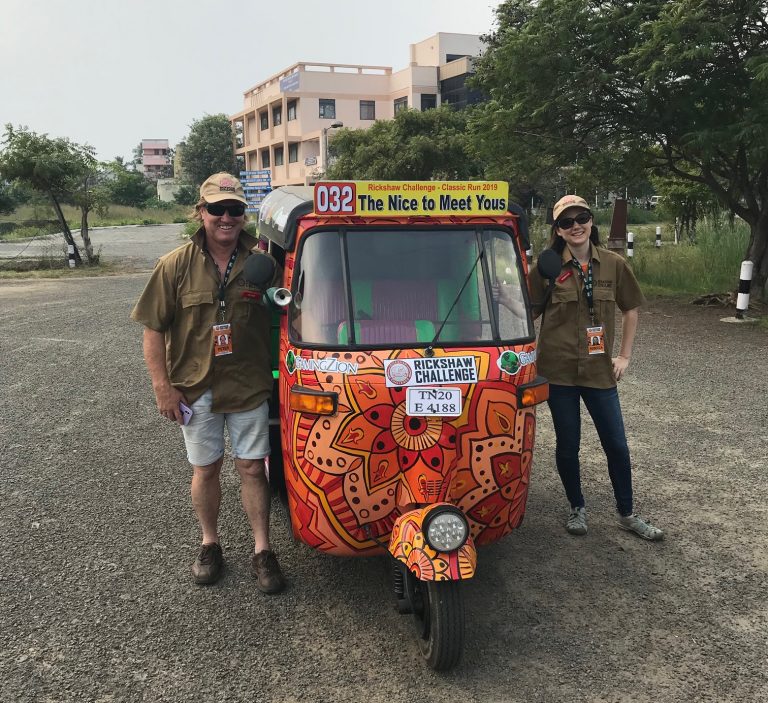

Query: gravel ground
<box><xmin>0</xmin><ymin>268</ymin><xmax>766</xmax><ymax>703</ymax></box>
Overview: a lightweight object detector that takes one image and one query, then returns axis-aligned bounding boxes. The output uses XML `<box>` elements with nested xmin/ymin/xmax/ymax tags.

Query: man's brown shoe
<box><xmin>250</xmin><ymin>550</ymin><xmax>285</xmax><ymax>594</ymax></box>
<box><xmin>192</xmin><ymin>543</ymin><xmax>223</xmax><ymax>585</ymax></box>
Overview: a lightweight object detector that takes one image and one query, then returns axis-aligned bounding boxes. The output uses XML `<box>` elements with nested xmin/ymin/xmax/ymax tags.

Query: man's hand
<box><xmin>612</xmin><ymin>355</ymin><xmax>630</xmax><ymax>382</ymax></box>
<box><xmin>153</xmin><ymin>382</ymin><xmax>188</xmax><ymax>424</ymax></box>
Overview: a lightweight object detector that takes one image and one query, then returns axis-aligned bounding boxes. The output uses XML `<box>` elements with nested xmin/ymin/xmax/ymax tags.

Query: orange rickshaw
<box><xmin>249</xmin><ymin>181</ymin><xmax>553</xmax><ymax>670</ymax></box>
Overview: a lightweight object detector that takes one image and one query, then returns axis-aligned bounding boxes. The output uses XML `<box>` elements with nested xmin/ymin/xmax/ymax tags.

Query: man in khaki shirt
<box><xmin>131</xmin><ymin>172</ymin><xmax>285</xmax><ymax>591</ymax></box>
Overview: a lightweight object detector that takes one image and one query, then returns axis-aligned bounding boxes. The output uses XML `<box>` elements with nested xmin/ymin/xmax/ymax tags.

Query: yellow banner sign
<box><xmin>314</xmin><ymin>181</ymin><xmax>509</xmax><ymax>216</ymax></box>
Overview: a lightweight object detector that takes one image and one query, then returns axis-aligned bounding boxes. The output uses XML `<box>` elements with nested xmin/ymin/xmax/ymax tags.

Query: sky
<box><xmin>1</xmin><ymin>0</ymin><xmax>502</xmax><ymax>162</ymax></box>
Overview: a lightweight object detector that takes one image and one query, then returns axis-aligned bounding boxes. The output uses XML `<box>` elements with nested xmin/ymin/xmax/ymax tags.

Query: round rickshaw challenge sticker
<box><xmin>385</xmin><ymin>360</ymin><xmax>413</xmax><ymax>386</ymax></box>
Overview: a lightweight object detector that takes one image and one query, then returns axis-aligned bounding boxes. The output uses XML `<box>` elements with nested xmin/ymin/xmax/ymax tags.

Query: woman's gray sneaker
<box><xmin>618</xmin><ymin>514</ymin><xmax>664</xmax><ymax>541</ymax></box>
<box><xmin>566</xmin><ymin>507</ymin><xmax>587</xmax><ymax>535</ymax></box>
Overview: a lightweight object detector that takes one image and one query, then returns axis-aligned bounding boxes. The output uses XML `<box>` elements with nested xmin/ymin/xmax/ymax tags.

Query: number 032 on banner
<box><xmin>314</xmin><ymin>183</ymin><xmax>356</xmax><ymax>214</ymax></box>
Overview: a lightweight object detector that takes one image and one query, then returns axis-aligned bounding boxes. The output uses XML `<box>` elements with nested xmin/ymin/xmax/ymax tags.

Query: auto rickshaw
<box><xmin>250</xmin><ymin>181</ymin><xmax>550</xmax><ymax>670</ymax></box>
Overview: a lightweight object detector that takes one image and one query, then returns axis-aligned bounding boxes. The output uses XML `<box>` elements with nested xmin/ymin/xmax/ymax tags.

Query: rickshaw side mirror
<box><xmin>537</xmin><ymin>249</ymin><xmax>562</xmax><ymax>281</ymax></box>
<box><xmin>243</xmin><ymin>253</ymin><xmax>277</xmax><ymax>288</ymax></box>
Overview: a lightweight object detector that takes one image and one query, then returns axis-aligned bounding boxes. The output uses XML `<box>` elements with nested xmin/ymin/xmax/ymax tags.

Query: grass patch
<box><xmin>0</xmin><ymin>202</ymin><xmax>190</xmax><ymax>231</ymax></box>
<box><xmin>0</xmin><ymin>260</ymin><xmax>122</xmax><ymax>279</ymax></box>
<box><xmin>630</xmin><ymin>220</ymin><xmax>749</xmax><ymax>294</ymax></box>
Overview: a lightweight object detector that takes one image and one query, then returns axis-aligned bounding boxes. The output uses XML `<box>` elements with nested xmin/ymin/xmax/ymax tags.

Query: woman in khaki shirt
<box><xmin>522</xmin><ymin>195</ymin><xmax>664</xmax><ymax>540</ymax></box>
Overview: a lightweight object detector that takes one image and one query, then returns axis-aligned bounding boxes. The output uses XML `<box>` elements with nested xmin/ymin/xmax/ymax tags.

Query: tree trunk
<box><xmin>49</xmin><ymin>193</ymin><xmax>82</xmax><ymax>265</ymax></box>
<box><xmin>747</xmin><ymin>215</ymin><xmax>768</xmax><ymax>301</ymax></box>
<box><xmin>80</xmin><ymin>207</ymin><xmax>96</xmax><ymax>264</ymax></box>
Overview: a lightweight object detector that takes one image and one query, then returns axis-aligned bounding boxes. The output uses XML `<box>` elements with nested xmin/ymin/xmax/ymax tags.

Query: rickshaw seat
<box><xmin>372</xmin><ymin>280</ymin><xmax>438</xmax><ymax>321</ymax></box>
<box><xmin>337</xmin><ymin>320</ymin><xmax>435</xmax><ymax>344</ymax></box>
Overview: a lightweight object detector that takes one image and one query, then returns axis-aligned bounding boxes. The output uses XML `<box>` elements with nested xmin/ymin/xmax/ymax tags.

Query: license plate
<box><xmin>406</xmin><ymin>387</ymin><xmax>462</xmax><ymax>417</ymax></box>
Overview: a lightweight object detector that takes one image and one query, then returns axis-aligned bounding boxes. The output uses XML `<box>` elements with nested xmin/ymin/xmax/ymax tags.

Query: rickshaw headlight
<box><xmin>424</xmin><ymin>508</ymin><xmax>469</xmax><ymax>552</ymax></box>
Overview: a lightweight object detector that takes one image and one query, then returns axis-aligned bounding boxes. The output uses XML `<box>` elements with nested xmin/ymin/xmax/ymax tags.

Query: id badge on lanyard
<box><xmin>212</xmin><ymin>249</ymin><xmax>238</xmax><ymax>357</ymax></box>
<box><xmin>573</xmin><ymin>257</ymin><xmax>605</xmax><ymax>355</ymax></box>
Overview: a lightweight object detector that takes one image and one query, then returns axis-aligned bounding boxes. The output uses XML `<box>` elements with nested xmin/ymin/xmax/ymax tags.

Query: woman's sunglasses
<box><xmin>556</xmin><ymin>212</ymin><xmax>592</xmax><ymax>230</ymax></box>
<box><xmin>205</xmin><ymin>202</ymin><xmax>246</xmax><ymax>217</ymax></box>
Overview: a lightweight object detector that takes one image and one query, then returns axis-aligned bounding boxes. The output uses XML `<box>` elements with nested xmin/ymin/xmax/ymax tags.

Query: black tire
<box><xmin>412</xmin><ymin>579</ymin><xmax>465</xmax><ymax>671</ymax></box>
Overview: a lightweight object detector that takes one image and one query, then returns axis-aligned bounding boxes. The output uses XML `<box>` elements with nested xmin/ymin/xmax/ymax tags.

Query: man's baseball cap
<box><xmin>553</xmin><ymin>194</ymin><xmax>591</xmax><ymax>222</ymax></box>
<box><xmin>199</xmin><ymin>173</ymin><xmax>247</xmax><ymax>205</ymax></box>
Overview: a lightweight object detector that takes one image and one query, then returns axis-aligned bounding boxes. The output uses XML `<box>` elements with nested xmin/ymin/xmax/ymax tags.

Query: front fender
<box><xmin>388</xmin><ymin>504</ymin><xmax>476</xmax><ymax>581</ymax></box>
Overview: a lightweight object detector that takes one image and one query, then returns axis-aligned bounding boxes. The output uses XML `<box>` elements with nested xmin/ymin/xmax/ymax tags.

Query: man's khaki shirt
<box><xmin>529</xmin><ymin>244</ymin><xmax>645</xmax><ymax>389</ymax></box>
<box><xmin>131</xmin><ymin>228</ymin><xmax>279</xmax><ymax>413</ymax></box>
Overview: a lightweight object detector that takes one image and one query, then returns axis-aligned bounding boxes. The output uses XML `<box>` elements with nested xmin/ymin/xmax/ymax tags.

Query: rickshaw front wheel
<box><xmin>412</xmin><ymin>579</ymin><xmax>465</xmax><ymax>671</ymax></box>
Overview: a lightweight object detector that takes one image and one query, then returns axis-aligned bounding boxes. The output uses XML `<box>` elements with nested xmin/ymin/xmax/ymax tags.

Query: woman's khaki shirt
<box><xmin>528</xmin><ymin>245</ymin><xmax>645</xmax><ymax>389</ymax></box>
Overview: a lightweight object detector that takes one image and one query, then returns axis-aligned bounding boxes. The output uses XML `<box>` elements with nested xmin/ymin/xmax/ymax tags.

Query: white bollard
<box><xmin>627</xmin><ymin>231</ymin><xmax>634</xmax><ymax>258</ymax></box>
<box><xmin>67</xmin><ymin>244</ymin><xmax>76</xmax><ymax>268</ymax></box>
<box><xmin>736</xmin><ymin>260</ymin><xmax>753</xmax><ymax>319</ymax></box>
<box><xmin>655</xmin><ymin>226</ymin><xmax>662</xmax><ymax>248</ymax></box>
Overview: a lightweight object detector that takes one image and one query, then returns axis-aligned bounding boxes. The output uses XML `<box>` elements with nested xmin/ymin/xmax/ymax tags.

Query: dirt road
<box><xmin>0</xmin><ymin>272</ymin><xmax>766</xmax><ymax>703</ymax></box>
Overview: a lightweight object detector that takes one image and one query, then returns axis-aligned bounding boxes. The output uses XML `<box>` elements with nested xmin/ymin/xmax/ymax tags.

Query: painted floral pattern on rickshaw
<box><xmin>280</xmin><ymin>344</ymin><xmax>538</xmax><ymax>556</ymax></box>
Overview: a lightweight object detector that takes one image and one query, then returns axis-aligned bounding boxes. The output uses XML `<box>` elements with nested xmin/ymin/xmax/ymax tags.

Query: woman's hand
<box><xmin>612</xmin><ymin>355</ymin><xmax>630</xmax><ymax>382</ymax></box>
<box><xmin>492</xmin><ymin>283</ymin><xmax>524</xmax><ymax>316</ymax></box>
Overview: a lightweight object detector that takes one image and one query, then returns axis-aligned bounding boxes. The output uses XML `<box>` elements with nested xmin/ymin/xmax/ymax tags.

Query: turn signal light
<box><xmin>517</xmin><ymin>377</ymin><xmax>549</xmax><ymax>406</ymax></box>
<box><xmin>289</xmin><ymin>387</ymin><xmax>338</xmax><ymax>415</ymax></box>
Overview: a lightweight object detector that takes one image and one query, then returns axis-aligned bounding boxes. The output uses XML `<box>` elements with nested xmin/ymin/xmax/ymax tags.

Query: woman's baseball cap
<box><xmin>553</xmin><ymin>194</ymin><xmax>591</xmax><ymax>222</ymax></box>
<box><xmin>199</xmin><ymin>173</ymin><xmax>247</xmax><ymax>205</ymax></box>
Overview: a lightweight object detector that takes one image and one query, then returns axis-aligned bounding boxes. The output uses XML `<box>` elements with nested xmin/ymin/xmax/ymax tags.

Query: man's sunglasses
<box><xmin>205</xmin><ymin>202</ymin><xmax>246</xmax><ymax>217</ymax></box>
<box><xmin>556</xmin><ymin>212</ymin><xmax>592</xmax><ymax>230</ymax></box>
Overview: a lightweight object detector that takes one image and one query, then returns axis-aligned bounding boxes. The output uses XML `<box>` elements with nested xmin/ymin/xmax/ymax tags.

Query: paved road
<box><xmin>0</xmin><ymin>271</ymin><xmax>766</xmax><ymax>702</ymax></box>
<box><xmin>0</xmin><ymin>224</ymin><xmax>184</xmax><ymax>269</ymax></box>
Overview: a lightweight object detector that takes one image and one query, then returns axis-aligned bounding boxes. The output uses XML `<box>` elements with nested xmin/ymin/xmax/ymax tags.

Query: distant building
<box><xmin>230</xmin><ymin>33</ymin><xmax>485</xmax><ymax>188</ymax></box>
<box><xmin>140</xmin><ymin>139</ymin><xmax>171</xmax><ymax>181</ymax></box>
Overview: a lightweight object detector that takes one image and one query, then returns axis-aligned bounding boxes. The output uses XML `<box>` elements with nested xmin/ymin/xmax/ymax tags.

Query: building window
<box><xmin>274</xmin><ymin>146</ymin><xmax>284</xmax><ymax>166</ymax></box>
<box><xmin>446</xmin><ymin>53</ymin><xmax>470</xmax><ymax>62</ymax></box>
<box><xmin>261</xmin><ymin>149</ymin><xmax>270</xmax><ymax>168</ymax></box>
<box><xmin>259</xmin><ymin>111</ymin><xmax>269</xmax><ymax>130</ymax></box>
<box><xmin>394</xmin><ymin>96</ymin><xmax>408</xmax><ymax>114</ymax></box>
<box><xmin>287</xmin><ymin>100</ymin><xmax>297</xmax><ymax>121</ymax></box>
<box><xmin>319</xmin><ymin>99</ymin><xmax>336</xmax><ymax>119</ymax></box>
<box><xmin>288</xmin><ymin>143</ymin><xmax>299</xmax><ymax>163</ymax></box>
<box><xmin>421</xmin><ymin>94</ymin><xmax>437</xmax><ymax>111</ymax></box>
<box><xmin>272</xmin><ymin>105</ymin><xmax>282</xmax><ymax>127</ymax></box>
<box><xmin>360</xmin><ymin>100</ymin><xmax>375</xmax><ymax>120</ymax></box>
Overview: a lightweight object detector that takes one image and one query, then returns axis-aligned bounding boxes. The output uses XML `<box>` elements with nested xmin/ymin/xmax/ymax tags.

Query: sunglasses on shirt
<box><xmin>556</xmin><ymin>212</ymin><xmax>592</xmax><ymax>230</ymax></box>
<box><xmin>205</xmin><ymin>202</ymin><xmax>246</xmax><ymax>217</ymax></box>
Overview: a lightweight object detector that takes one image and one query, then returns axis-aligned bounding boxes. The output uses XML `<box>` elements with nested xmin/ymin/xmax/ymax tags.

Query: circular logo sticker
<box><xmin>286</xmin><ymin>349</ymin><xmax>296</xmax><ymax>375</ymax></box>
<box><xmin>498</xmin><ymin>350</ymin><xmax>520</xmax><ymax>375</ymax></box>
<box><xmin>385</xmin><ymin>360</ymin><xmax>412</xmax><ymax>386</ymax></box>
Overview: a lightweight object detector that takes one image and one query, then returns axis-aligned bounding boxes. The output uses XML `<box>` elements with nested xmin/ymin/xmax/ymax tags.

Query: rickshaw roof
<box><xmin>257</xmin><ymin>186</ymin><xmax>314</xmax><ymax>250</ymax></box>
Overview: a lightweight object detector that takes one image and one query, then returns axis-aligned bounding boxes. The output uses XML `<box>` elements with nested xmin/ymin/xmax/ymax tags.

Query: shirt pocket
<box><xmin>180</xmin><ymin>290</ymin><xmax>215</xmax><ymax>326</ymax></box>
<box><xmin>547</xmin><ymin>286</ymin><xmax>579</xmax><ymax>325</ymax></box>
<box><xmin>593</xmin><ymin>287</ymin><xmax>616</xmax><ymax>324</ymax></box>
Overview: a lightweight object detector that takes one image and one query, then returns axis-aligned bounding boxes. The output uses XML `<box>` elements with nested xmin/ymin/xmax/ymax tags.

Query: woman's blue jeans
<box><xmin>547</xmin><ymin>384</ymin><xmax>633</xmax><ymax>516</ymax></box>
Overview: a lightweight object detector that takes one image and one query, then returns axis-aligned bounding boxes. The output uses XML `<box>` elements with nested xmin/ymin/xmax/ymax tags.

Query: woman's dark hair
<box><xmin>549</xmin><ymin>221</ymin><xmax>602</xmax><ymax>254</ymax></box>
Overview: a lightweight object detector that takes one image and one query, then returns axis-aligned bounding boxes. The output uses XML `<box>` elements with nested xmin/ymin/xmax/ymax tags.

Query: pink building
<box><xmin>231</xmin><ymin>33</ymin><xmax>485</xmax><ymax>187</ymax></box>
<box><xmin>141</xmin><ymin>139</ymin><xmax>170</xmax><ymax>181</ymax></box>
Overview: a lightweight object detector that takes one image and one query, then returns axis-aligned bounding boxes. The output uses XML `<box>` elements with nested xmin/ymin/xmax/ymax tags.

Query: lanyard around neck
<box><xmin>570</xmin><ymin>254</ymin><xmax>596</xmax><ymax>325</ymax></box>
<box><xmin>206</xmin><ymin>246</ymin><xmax>239</xmax><ymax>321</ymax></box>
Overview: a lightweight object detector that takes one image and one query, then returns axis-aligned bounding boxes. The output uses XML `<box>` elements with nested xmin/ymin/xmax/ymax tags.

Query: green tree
<box><xmin>0</xmin><ymin>181</ymin><xmax>19</xmax><ymax>215</ymax></box>
<box><xmin>181</xmin><ymin>114</ymin><xmax>237</xmax><ymax>185</ymax></box>
<box><xmin>104</xmin><ymin>160</ymin><xmax>156</xmax><ymax>207</ymax></box>
<box><xmin>173</xmin><ymin>184</ymin><xmax>198</xmax><ymax>206</ymax></box>
<box><xmin>473</xmin><ymin>0</ymin><xmax>768</xmax><ymax>298</ymax></box>
<box><xmin>0</xmin><ymin>125</ymin><xmax>101</xmax><ymax>264</ymax></box>
<box><xmin>327</xmin><ymin>107</ymin><xmax>484</xmax><ymax>180</ymax></box>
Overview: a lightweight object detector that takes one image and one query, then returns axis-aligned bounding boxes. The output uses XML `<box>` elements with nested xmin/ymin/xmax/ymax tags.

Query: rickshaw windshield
<box><xmin>289</xmin><ymin>227</ymin><xmax>533</xmax><ymax>347</ymax></box>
